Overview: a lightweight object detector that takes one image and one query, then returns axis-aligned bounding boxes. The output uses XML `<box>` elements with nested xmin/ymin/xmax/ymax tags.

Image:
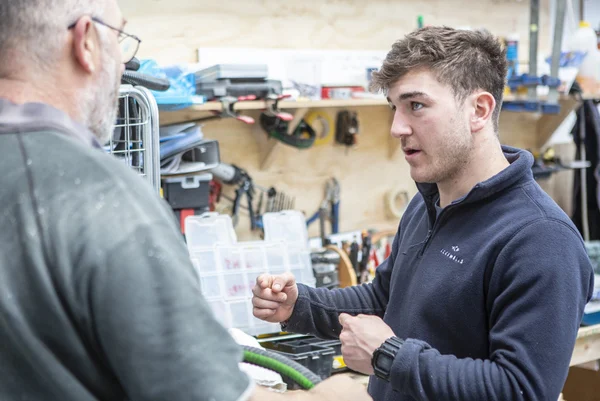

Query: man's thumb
<box><xmin>272</xmin><ymin>272</ymin><xmax>296</xmax><ymax>293</ymax></box>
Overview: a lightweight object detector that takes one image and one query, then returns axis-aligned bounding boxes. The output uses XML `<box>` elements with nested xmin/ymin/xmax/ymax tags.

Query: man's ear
<box><xmin>469</xmin><ymin>91</ymin><xmax>496</xmax><ymax>133</ymax></box>
<box><xmin>71</xmin><ymin>17</ymin><xmax>97</xmax><ymax>74</ymax></box>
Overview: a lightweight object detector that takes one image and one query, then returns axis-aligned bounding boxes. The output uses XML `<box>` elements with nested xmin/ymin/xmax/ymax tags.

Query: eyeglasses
<box><xmin>68</xmin><ymin>16</ymin><xmax>141</xmax><ymax>64</ymax></box>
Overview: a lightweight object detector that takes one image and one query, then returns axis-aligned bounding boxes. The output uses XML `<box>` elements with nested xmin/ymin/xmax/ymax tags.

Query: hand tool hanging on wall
<box><xmin>260</xmin><ymin>186</ymin><xmax>295</xmax><ymax>213</ymax></box>
<box><xmin>358</xmin><ymin>230</ymin><xmax>372</xmax><ymax>284</ymax></box>
<box><xmin>335</xmin><ymin>110</ymin><xmax>359</xmax><ymax>148</ymax></box>
<box><xmin>306</xmin><ymin>178</ymin><xmax>340</xmax><ymax>244</ymax></box>
<box><xmin>349</xmin><ymin>238</ymin><xmax>360</xmax><ymax>277</ymax></box>
<box><xmin>211</xmin><ymin>163</ymin><xmax>296</xmax><ymax>231</ymax></box>
<box><xmin>211</xmin><ymin>162</ymin><xmax>257</xmax><ymax>230</ymax></box>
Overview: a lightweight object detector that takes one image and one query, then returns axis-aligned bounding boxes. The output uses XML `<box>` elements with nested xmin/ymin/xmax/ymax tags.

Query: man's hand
<box><xmin>251</xmin><ymin>273</ymin><xmax>298</xmax><ymax>323</ymax></box>
<box><xmin>339</xmin><ymin>313</ymin><xmax>395</xmax><ymax>375</ymax></box>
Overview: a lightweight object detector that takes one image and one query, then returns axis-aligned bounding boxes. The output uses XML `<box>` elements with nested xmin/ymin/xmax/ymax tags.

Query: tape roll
<box><xmin>304</xmin><ymin>110</ymin><xmax>334</xmax><ymax>146</ymax></box>
<box><xmin>385</xmin><ymin>189</ymin><xmax>409</xmax><ymax>219</ymax></box>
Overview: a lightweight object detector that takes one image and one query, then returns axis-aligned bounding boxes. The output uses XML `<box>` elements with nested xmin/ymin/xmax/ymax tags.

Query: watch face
<box><xmin>378</xmin><ymin>353</ymin><xmax>394</xmax><ymax>371</ymax></box>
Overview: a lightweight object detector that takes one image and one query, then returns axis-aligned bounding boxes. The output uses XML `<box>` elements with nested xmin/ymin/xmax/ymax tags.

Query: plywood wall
<box><xmin>119</xmin><ymin>0</ymin><xmax>568</xmax><ymax>241</ymax></box>
<box><xmin>119</xmin><ymin>0</ymin><xmax>552</xmax><ymax>66</ymax></box>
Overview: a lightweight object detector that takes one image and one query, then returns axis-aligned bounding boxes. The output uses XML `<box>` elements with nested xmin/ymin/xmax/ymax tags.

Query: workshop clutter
<box><xmin>145</xmin><ymin>56</ymin><xmax>367</xmax><ymax>152</ymax></box>
<box><xmin>310</xmin><ymin>249</ymin><xmax>340</xmax><ymax>290</ymax></box>
<box><xmin>195</xmin><ymin>64</ymin><xmax>283</xmax><ymax>101</ymax></box>
<box><xmin>260</xmin><ymin>108</ymin><xmax>360</xmax><ymax>150</ymax></box>
<box><xmin>257</xmin><ymin>334</ymin><xmax>348</xmax><ymax>390</ymax></box>
<box><xmin>158</xmin><ymin>123</ymin><xmax>221</xmax><ymax>232</ymax></box>
<box><xmin>210</xmin><ymin>162</ymin><xmax>296</xmax><ymax>232</ymax></box>
<box><xmin>162</xmin><ymin>174</ymin><xmax>213</xmax><ymax>231</ymax></box>
<box><xmin>184</xmin><ymin>211</ymin><xmax>316</xmax><ymax>336</ymax></box>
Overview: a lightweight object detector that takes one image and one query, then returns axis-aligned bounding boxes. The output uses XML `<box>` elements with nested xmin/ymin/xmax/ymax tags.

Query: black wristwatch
<box><xmin>372</xmin><ymin>336</ymin><xmax>404</xmax><ymax>382</ymax></box>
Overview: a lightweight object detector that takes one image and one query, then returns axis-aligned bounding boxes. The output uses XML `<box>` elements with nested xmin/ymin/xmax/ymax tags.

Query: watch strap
<box><xmin>372</xmin><ymin>336</ymin><xmax>404</xmax><ymax>382</ymax></box>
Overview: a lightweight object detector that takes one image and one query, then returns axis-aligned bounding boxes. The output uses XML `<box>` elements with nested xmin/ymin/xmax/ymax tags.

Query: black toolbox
<box><xmin>262</xmin><ymin>340</ymin><xmax>335</xmax><ymax>390</ymax></box>
<box><xmin>289</xmin><ymin>337</ymin><xmax>346</xmax><ymax>372</ymax></box>
<box><xmin>260</xmin><ymin>334</ymin><xmax>348</xmax><ymax>389</ymax></box>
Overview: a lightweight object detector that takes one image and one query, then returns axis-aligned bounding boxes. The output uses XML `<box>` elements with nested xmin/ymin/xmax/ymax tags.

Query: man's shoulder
<box><xmin>487</xmin><ymin>181</ymin><xmax>587</xmax><ymax>263</ymax></box>
<box><xmin>18</xmin><ymin>130</ymin><xmax>174</xmax><ymax>234</ymax></box>
<box><xmin>505</xmin><ymin>179</ymin><xmax>579</xmax><ymax>235</ymax></box>
<box><xmin>21</xmin><ymin>129</ymin><xmax>157</xmax><ymax>198</ymax></box>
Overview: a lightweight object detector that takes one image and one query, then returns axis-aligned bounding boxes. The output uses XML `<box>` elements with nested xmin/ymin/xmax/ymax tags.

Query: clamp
<box><xmin>188</xmin><ymin>95</ymin><xmax>256</xmax><ymax>125</ymax></box>
<box><xmin>259</xmin><ymin>94</ymin><xmax>317</xmax><ymax>149</ymax></box>
<box><xmin>263</xmin><ymin>94</ymin><xmax>294</xmax><ymax>122</ymax></box>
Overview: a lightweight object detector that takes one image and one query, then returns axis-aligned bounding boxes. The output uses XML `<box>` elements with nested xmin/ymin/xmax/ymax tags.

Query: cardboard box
<box><xmin>562</xmin><ymin>366</ymin><xmax>600</xmax><ymax>401</ymax></box>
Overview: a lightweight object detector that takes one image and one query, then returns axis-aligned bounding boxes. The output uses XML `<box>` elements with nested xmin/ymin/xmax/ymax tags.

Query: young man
<box><xmin>0</xmin><ymin>1</ymin><xmax>372</xmax><ymax>400</ymax></box>
<box><xmin>253</xmin><ymin>27</ymin><xmax>595</xmax><ymax>401</ymax></box>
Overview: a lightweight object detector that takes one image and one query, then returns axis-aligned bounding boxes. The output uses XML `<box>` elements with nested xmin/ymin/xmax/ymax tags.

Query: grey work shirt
<box><xmin>0</xmin><ymin>98</ymin><xmax>252</xmax><ymax>401</ymax></box>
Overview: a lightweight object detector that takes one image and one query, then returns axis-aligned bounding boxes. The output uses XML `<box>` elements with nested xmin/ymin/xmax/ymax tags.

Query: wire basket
<box><xmin>107</xmin><ymin>84</ymin><xmax>160</xmax><ymax>193</ymax></box>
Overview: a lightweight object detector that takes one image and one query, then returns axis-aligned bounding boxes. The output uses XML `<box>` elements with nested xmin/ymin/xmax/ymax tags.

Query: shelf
<box><xmin>159</xmin><ymin>93</ymin><xmax>592</xmax><ymax>124</ymax></box>
<box><xmin>503</xmin><ymin>93</ymin><xmax>600</xmax><ymax>102</ymax></box>
<box><xmin>161</xmin><ymin>92</ymin><xmax>595</xmax><ymax>116</ymax></box>
<box><xmin>172</xmin><ymin>93</ymin><xmax>597</xmax><ymax>112</ymax></box>
<box><xmin>166</xmin><ymin>97</ymin><xmax>389</xmax><ymax>113</ymax></box>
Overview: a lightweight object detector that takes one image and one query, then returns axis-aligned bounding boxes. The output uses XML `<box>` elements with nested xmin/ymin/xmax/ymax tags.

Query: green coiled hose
<box><xmin>242</xmin><ymin>345</ymin><xmax>322</xmax><ymax>390</ymax></box>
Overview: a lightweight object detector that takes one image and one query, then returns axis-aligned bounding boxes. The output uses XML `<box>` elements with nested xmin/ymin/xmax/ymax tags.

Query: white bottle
<box><xmin>567</xmin><ymin>21</ymin><xmax>600</xmax><ymax>93</ymax></box>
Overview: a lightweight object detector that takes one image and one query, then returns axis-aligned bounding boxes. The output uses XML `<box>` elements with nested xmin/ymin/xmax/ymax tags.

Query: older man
<box><xmin>0</xmin><ymin>1</ymin><xmax>371</xmax><ymax>400</ymax></box>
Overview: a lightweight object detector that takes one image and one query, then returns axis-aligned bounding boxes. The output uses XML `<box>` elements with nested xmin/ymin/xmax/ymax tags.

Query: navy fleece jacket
<box><xmin>285</xmin><ymin>146</ymin><xmax>594</xmax><ymax>401</ymax></box>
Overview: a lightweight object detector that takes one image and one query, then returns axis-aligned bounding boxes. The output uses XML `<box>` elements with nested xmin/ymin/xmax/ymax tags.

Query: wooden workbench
<box><xmin>571</xmin><ymin>324</ymin><xmax>600</xmax><ymax>367</ymax></box>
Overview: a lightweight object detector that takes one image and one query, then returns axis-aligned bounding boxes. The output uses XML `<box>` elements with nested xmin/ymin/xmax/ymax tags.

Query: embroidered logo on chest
<box><xmin>440</xmin><ymin>245</ymin><xmax>464</xmax><ymax>264</ymax></box>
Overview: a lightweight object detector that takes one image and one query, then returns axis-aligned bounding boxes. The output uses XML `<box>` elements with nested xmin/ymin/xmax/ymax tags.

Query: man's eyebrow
<box><xmin>386</xmin><ymin>91</ymin><xmax>432</xmax><ymax>104</ymax></box>
<box><xmin>397</xmin><ymin>91</ymin><xmax>430</xmax><ymax>100</ymax></box>
<box><xmin>121</xmin><ymin>18</ymin><xmax>127</xmax><ymax>30</ymax></box>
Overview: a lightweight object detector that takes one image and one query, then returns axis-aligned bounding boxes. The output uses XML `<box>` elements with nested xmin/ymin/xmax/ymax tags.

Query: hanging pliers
<box><xmin>307</xmin><ymin>178</ymin><xmax>340</xmax><ymax>243</ymax></box>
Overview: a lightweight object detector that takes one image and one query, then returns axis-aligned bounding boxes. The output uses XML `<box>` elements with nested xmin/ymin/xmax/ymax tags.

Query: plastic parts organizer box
<box><xmin>185</xmin><ymin>211</ymin><xmax>316</xmax><ymax>335</ymax></box>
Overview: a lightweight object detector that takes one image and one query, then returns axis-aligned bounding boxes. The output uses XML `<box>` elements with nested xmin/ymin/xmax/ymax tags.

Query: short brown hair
<box><xmin>371</xmin><ymin>26</ymin><xmax>507</xmax><ymax>132</ymax></box>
